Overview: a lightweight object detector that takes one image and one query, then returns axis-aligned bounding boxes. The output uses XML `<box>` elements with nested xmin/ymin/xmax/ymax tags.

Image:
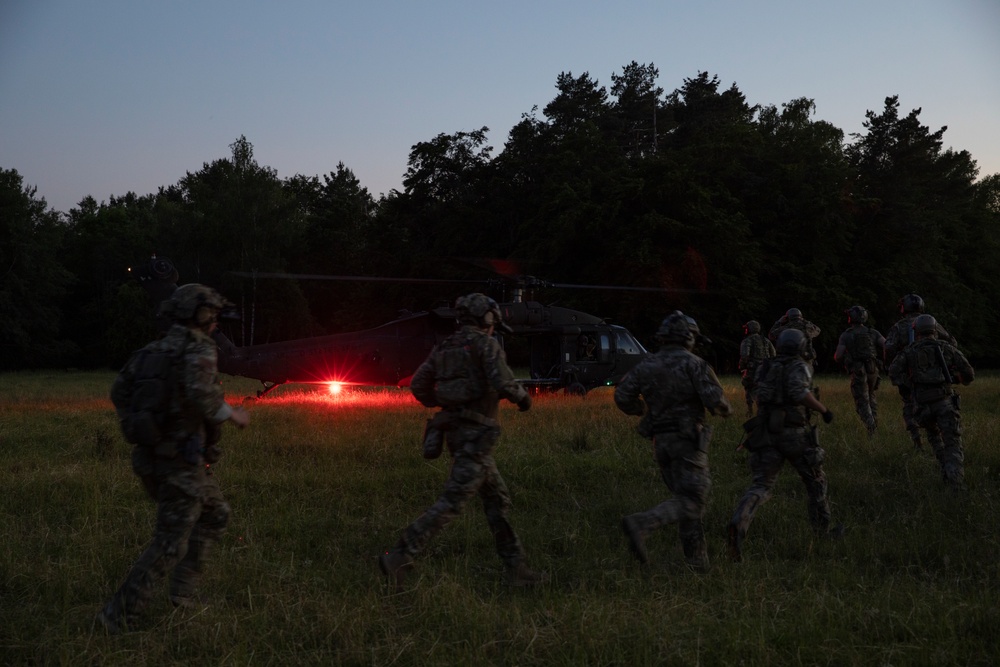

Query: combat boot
<box><xmin>93</xmin><ymin>604</ymin><xmax>125</xmax><ymax>635</ymax></box>
<box><xmin>378</xmin><ymin>549</ymin><xmax>413</xmax><ymax>591</ymax></box>
<box><xmin>504</xmin><ymin>561</ymin><xmax>548</xmax><ymax>587</ymax></box>
<box><xmin>621</xmin><ymin>515</ymin><xmax>648</xmax><ymax>565</ymax></box>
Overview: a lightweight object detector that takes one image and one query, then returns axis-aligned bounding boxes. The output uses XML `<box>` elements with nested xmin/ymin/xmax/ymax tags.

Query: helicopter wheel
<box><xmin>564</xmin><ymin>382</ymin><xmax>588</xmax><ymax>397</ymax></box>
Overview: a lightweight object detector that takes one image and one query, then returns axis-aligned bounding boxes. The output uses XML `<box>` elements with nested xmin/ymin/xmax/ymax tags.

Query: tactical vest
<box><xmin>847</xmin><ymin>327</ymin><xmax>876</xmax><ymax>362</ymax></box>
<box><xmin>909</xmin><ymin>342</ymin><xmax>948</xmax><ymax>385</ymax></box>
<box><xmin>754</xmin><ymin>358</ymin><xmax>785</xmax><ymax>406</ymax></box>
<box><xmin>745</xmin><ymin>335</ymin><xmax>770</xmax><ymax>365</ymax></box>
<box><xmin>115</xmin><ymin>340</ymin><xmax>184</xmax><ymax>448</ymax></box>
<box><xmin>433</xmin><ymin>334</ymin><xmax>486</xmax><ymax>407</ymax></box>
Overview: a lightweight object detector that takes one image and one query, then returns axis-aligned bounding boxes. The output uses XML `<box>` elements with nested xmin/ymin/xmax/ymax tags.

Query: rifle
<box><xmin>934</xmin><ymin>343</ymin><xmax>954</xmax><ymax>385</ymax></box>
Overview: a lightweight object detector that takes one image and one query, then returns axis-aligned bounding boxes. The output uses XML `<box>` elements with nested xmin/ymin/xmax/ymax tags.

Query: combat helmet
<box><xmin>898</xmin><ymin>293</ymin><xmax>925</xmax><ymax>315</ymax></box>
<box><xmin>455</xmin><ymin>293</ymin><xmax>513</xmax><ymax>334</ymax></box>
<box><xmin>743</xmin><ymin>320</ymin><xmax>761</xmax><ymax>336</ymax></box>
<box><xmin>912</xmin><ymin>314</ymin><xmax>938</xmax><ymax>337</ymax></box>
<box><xmin>656</xmin><ymin>310</ymin><xmax>695</xmax><ymax>349</ymax></box>
<box><xmin>785</xmin><ymin>308</ymin><xmax>803</xmax><ymax>321</ymax></box>
<box><xmin>776</xmin><ymin>328</ymin><xmax>807</xmax><ymax>357</ymax></box>
<box><xmin>159</xmin><ymin>284</ymin><xmax>232</xmax><ymax>327</ymax></box>
<box><xmin>847</xmin><ymin>305</ymin><xmax>868</xmax><ymax>325</ymax></box>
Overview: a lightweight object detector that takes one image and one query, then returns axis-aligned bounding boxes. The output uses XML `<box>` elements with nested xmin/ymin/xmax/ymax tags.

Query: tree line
<box><xmin>3</xmin><ymin>64</ymin><xmax>999</xmax><ymax>373</ymax></box>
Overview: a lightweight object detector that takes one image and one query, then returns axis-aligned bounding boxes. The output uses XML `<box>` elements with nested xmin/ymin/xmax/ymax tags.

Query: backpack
<box><xmin>433</xmin><ymin>334</ymin><xmax>486</xmax><ymax>407</ymax></box>
<box><xmin>114</xmin><ymin>341</ymin><xmax>182</xmax><ymax>448</ymax></box>
<box><xmin>848</xmin><ymin>327</ymin><xmax>876</xmax><ymax>362</ymax></box>
<box><xmin>754</xmin><ymin>358</ymin><xmax>785</xmax><ymax>406</ymax></box>
<box><xmin>910</xmin><ymin>342</ymin><xmax>947</xmax><ymax>385</ymax></box>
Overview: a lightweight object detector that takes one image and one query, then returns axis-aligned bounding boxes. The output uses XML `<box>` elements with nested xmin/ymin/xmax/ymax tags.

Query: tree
<box><xmin>0</xmin><ymin>169</ymin><xmax>75</xmax><ymax>368</ymax></box>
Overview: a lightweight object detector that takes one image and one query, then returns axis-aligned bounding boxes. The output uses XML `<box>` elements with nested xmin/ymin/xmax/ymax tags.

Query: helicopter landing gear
<box><xmin>564</xmin><ymin>382</ymin><xmax>588</xmax><ymax>397</ymax></box>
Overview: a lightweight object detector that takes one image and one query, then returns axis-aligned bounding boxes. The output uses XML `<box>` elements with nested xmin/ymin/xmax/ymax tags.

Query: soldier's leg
<box><xmin>868</xmin><ymin>372</ymin><xmax>880</xmax><ymax>430</ymax></box>
<box><xmin>674</xmin><ymin>456</ymin><xmax>712</xmax><ymax>570</ymax></box>
<box><xmin>170</xmin><ymin>473</ymin><xmax>230</xmax><ymax>606</ymax></box>
<box><xmin>398</xmin><ymin>429</ymin><xmax>489</xmax><ymax>558</ymax></box>
<box><xmin>789</xmin><ymin>444</ymin><xmax>830</xmax><ymax>533</ymax></box>
<box><xmin>936</xmin><ymin>405</ymin><xmax>965</xmax><ymax>489</ymax></box>
<box><xmin>851</xmin><ymin>373</ymin><xmax>875</xmax><ymax>435</ymax></box>
<box><xmin>478</xmin><ymin>454</ymin><xmax>524</xmax><ymax>566</ymax></box>
<box><xmin>901</xmin><ymin>389</ymin><xmax>923</xmax><ymax>449</ymax></box>
<box><xmin>100</xmin><ymin>480</ymin><xmax>201</xmax><ymax>629</ymax></box>
<box><xmin>727</xmin><ymin>447</ymin><xmax>783</xmax><ymax>560</ymax></box>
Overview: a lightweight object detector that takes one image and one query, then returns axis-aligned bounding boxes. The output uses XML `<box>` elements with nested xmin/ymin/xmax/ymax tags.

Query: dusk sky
<box><xmin>3</xmin><ymin>0</ymin><xmax>998</xmax><ymax>214</ymax></box>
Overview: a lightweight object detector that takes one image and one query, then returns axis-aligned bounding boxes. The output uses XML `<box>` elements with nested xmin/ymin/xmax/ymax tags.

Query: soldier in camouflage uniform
<box><xmin>769</xmin><ymin>308</ymin><xmax>821</xmax><ymax>364</ymax></box>
<box><xmin>727</xmin><ymin>328</ymin><xmax>837</xmax><ymax>562</ymax></box>
<box><xmin>833</xmin><ymin>306</ymin><xmax>886</xmax><ymax>436</ymax></box>
<box><xmin>884</xmin><ymin>294</ymin><xmax>957</xmax><ymax>450</ymax></box>
<box><xmin>97</xmin><ymin>284</ymin><xmax>250</xmax><ymax>634</ymax></box>
<box><xmin>615</xmin><ymin>311</ymin><xmax>732</xmax><ymax>572</ymax></box>
<box><xmin>739</xmin><ymin>320</ymin><xmax>776</xmax><ymax>417</ymax></box>
<box><xmin>379</xmin><ymin>293</ymin><xmax>543</xmax><ymax>589</ymax></box>
<box><xmin>888</xmin><ymin>314</ymin><xmax>974</xmax><ymax>490</ymax></box>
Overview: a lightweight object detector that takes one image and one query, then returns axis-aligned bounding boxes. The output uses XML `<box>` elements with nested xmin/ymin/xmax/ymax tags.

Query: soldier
<box><xmin>379</xmin><ymin>293</ymin><xmax>543</xmax><ymax>589</ymax></box>
<box><xmin>615</xmin><ymin>311</ymin><xmax>732</xmax><ymax>572</ymax></box>
<box><xmin>888</xmin><ymin>314</ymin><xmax>974</xmax><ymax>490</ymax></box>
<box><xmin>833</xmin><ymin>306</ymin><xmax>886</xmax><ymax>436</ymax></box>
<box><xmin>769</xmin><ymin>308</ymin><xmax>821</xmax><ymax>363</ymax></box>
<box><xmin>727</xmin><ymin>328</ymin><xmax>838</xmax><ymax>562</ymax></box>
<box><xmin>883</xmin><ymin>293</ymin><xmax>957</xmax><ymax>450</ymax></box>
<box><xmin>97</xmin><ymin>284</ymin><xmax>250</xmax><ymax>634</ymax></box>
<box><xmin>738</xmin><ymin>320</ymin><xmax>776</xmax><ymax>417</ymax></box>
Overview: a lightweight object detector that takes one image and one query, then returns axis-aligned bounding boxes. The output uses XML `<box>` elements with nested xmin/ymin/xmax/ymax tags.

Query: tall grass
<box><xmin>1</xmin><ymin>370</ymin><xmax>998</xmax><ymax>665</ymax></box>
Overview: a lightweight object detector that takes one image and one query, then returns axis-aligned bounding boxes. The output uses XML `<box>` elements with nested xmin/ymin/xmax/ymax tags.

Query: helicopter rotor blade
<box><xmin>228</xmin><ymin>272</ymin><xmax>488</xmax><ymax>286</ymax></box>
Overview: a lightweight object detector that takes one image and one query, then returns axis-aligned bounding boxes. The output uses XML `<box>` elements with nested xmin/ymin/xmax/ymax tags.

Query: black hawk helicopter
<box><xmin>134</xmin><ymin>256</ymin><xmax>689</xmax><ymax>397</ymax></box>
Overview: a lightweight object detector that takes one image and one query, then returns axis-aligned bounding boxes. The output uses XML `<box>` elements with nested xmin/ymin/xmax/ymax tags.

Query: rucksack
<box><xmin>433</xmin><ymin>334</ymin><xmax>486</xmax><ymax>407</ymax></box>
<box><xmin>114</xmin><ymin>342</ymin><xmax>182</xmax><ymax>448</ymax></box>
<box><xmin>754</xmin><ymin>358</ymin><xmax>785</xmax><ymax>406</ymax></box>
<box><xmin>849</xmin><ymin>327</ymin><xmax>876</xmax><ymax>362</ymax></box>
<box><xmin>910</xmin><ymin>342</ymin><xmax>947</xmax><ymax>385</ymax></box>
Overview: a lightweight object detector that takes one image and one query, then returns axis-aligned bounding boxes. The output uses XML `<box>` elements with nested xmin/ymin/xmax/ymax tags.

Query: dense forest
<box><xmin>3</xmin><ymin>65</ymin><xmax>999</xmax><ymax>373</ymax></box>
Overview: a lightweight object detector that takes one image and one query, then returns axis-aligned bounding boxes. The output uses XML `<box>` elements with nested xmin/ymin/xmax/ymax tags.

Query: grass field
<box><xmin>1</xmin><ymin>370</ymin><xmax>998</xmax><ymax>666</ymax></box>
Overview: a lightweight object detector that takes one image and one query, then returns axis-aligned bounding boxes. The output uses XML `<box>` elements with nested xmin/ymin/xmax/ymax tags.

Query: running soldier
<box><xmin>833</xmin><ymin>306</ymin><xmax>886</xmax><ymax>436</ymax></box>
<box><xmin>739</xmin><ymin>320</ymin><xmax>776</xmax><ymax>417</ymax></box>
<box><xmin>888</xmin><ymin>314</ymin><xmax>974</xmax><ymax>491</ymax></box>
<box><xmin>615</xmin><ymin>311</ymin><xmax>733</xmax><ymax>572</ymax></box>
<box><xmin>727</xmin><ymin>328</ymin><xmax>838</xmax><ymax>562</ymax></box>
<box><xmin>769</xmin><ymin>308</ymin><xmax>821</xmax><ymax>363</ymax></box>
<box><xmin>884</xmin><ymin>293</ymin><xmax>956</xmax><ymax>450</ymax></box>
<box><xmin>97</xmin><ymin>284</ymin><xmax>250</xmax><ymax>634</ymax></box>
<box><xmin>378</xmin><ymin>293</ymin><xmax>543</xmax><ymax>589</ymax></box>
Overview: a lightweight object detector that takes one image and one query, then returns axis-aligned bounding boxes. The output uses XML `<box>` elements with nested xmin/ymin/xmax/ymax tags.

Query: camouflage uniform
<box><xmin>381</xmin><ymin>296</ymin><xmax>537</xmax><ymax>587</ymax></box>
<box><xmin>99</xmin><ymin>321</ymin><xmax>237</xmax><ymax>630</ymax></box>
<box><xmin>884</xmin><ymin>313</ymin><xmax>956</xmax><ymax>449</ymax></box>
<box><xmin>769</xmin><ymin>309</ymin><xmax>821</xmax><ymax>362</ymax></box>
<box><xmin>833</xmin><ymin>320</ymin><xmax>886</xmax><ymax>435</ymax></box>
<box><xmin>888</xmin><ymin>324</ymin><xmax>974</xmax><ymax>489</ymax></box>
<box><xmin>728</xmin><ymin>345</ymin><xmax>833</xmax><ymax>557</ymax></box>
<box><xmin>615</xmin><ymin>315</ymin><xmax>732</xmax><ymax>571</ymax></box>
<box><xmin>738</xmin><ymin>321</ymin><xmax>776</xmax><ymax>417</ymax></box>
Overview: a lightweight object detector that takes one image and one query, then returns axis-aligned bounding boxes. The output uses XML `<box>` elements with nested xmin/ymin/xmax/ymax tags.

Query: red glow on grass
<box><xmin>327</xmin><ymin>381</ymin><xmax>344</xmax><ymax>396</ymax></box>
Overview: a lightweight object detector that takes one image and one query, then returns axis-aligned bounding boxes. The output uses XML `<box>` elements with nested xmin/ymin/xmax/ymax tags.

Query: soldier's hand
<box><xmin>822</xmin><ymin>409</ymin><xmax>834</xmax><ymax>424</ymax></box>
<box><xmin>230</xmin><ymin>406</ymin><xmax>250</xmax><ymax>428</ymax></box>
<box><xmin>517</xmin><ymin>394</ymin><xmax>532</xmax><ymax>412</ymax></box>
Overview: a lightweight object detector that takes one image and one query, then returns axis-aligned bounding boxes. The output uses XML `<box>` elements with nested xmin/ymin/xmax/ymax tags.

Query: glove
<box><xmin>822</xmin><ymin>409</ymin><xmax>834</xmax><ymax>424</ymax></box>
<box><xmin>517</xmin><ymin>394</ymin><xmax>532</xmax><ymax>412</ymax></box>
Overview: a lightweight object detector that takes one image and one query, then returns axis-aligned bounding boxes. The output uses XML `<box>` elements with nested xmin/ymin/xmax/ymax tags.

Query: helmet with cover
<box><xmin>912</xmin><ymin>313</ymin><xmax>938</xmax><ymax>337</ymax></box>
<box><xmin>847</xmin><ymin>305</ymin><xmax>868</xmax><ymax>325</ymax></box>
<box><xmin>785</xmin><ymin>308</ymin><xmax>803</xmax><ymax>321</ymax></box>
<box><xmin>776</xmin><ymin>327</ymin><xmax>807</xmax><ymax>357</ymax></box>
<box><xmin>743</xmin><ymin>320</ymin><xmax>760</xmax><ymax>336</ymax></box>
<box><xmin>160</xmin><ymin>284</ymin><xmax>232</xmax><ymax>327</ymax></box>
<box><xmin>455</xmin><ymin>293</ymin><xmax>513</xmax><ymax>333</ymax></box>
<box><xmin>656</xmin><ymin>310</ymin><xmax>695</xmax><ymax>349</ymax></box>
<box><xmin>898</xmin><ymin>293</ymin><xmax>925</xmax><ymax>315</ymax></box>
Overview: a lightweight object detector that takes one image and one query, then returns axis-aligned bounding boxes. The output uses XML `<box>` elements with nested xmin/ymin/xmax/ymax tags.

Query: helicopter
<box><xmin>133</xmin><ymin>256</ymin><xmax>678</xmax><ymax>397</ymax></box>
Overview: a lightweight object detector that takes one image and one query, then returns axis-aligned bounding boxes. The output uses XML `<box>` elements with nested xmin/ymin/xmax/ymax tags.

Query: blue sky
<box><xmin>2</xmin><ymin>0</ymin><xmax>998</xmax><ymax>214</ymax></box>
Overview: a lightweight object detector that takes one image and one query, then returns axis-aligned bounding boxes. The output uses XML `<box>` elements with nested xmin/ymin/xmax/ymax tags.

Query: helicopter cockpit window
<box><xmin>614</xmin><ymin>327</ymin><xmax>647</xmax><ymax>355</ymax></box>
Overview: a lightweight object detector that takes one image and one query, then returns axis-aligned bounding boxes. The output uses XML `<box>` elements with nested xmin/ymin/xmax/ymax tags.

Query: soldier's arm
<box><xmin>184</xmin><ymin>338</ymin><xmax>233</xmax><ymax>424</ymax></box>
<box><xmin>613</xmin><ymin>367</ymin><xmax>645</xmax><ymax>416</ymax></box>
<box><xmin>482</xmin><ymin>338</ymin><xmax>529</xmax><ymax>405</ymax></box>
<box><xmin>947</xmin><ymin>347</ymin><xmax>975</xmax><ymax>385</ymax></box>
<box><xmin>832</xmin><ymin>331</ymin><xmax>850</xmax><ymax>365</ymax></box>
<box><xmin>409</xmin><ymin>356</ymin><xmax>439</xmax><ymax>407</ymax></box>
<box><xmin>697</xmin><ymin>363</ymin><xmax>732</xmax><ymax>417</ymax></box>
